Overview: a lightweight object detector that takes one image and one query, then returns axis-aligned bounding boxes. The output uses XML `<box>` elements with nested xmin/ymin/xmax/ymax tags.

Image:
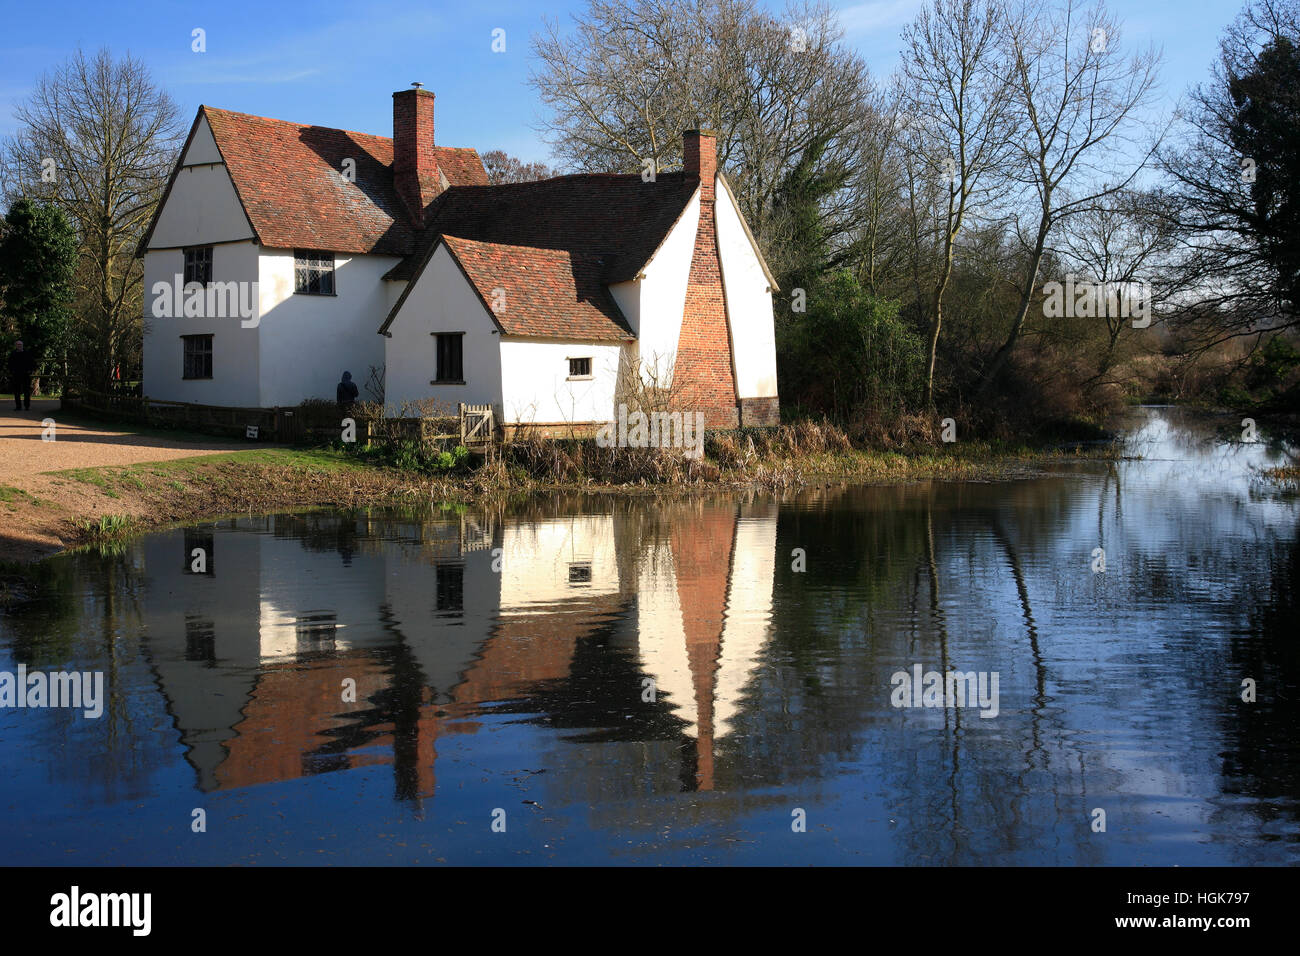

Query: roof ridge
<box><xmin>203</xmin><ymin>105</ymin><xmax>479</xmax><ymax>155</ymax></box>
<box><xmin>441</xmin><ymin>234</ymin><xmax>596</xmax><ymax>255</ymax></box>
<box><xmin>203</xmin><ymin>105</ymin><xmax>392</xmax><ymax>144</ymax></box>
<box><xmin>445</xmin><ymin>170</ymin><xmax>690</xmax><ymax>192</ymax></box>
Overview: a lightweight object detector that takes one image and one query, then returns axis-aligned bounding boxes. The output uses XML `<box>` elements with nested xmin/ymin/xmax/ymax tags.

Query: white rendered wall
<box><xmin>186</xmin><ymin>116</ymin><xmax>223</xmax><ymax>165</ymax></box>
<box><xmin>148</xmin><ymin>118</ymin><xmax>253</xmax><ymax>250</ymax></box>
<box><xmin>257</xmin><ymin>249</ymin><xmax>398</xmax><ymax>407</ymax></box>
<box><xmin>383</xmin><ymin>244</ymin><xmax>503</xmax><ymax>415</ymax></box>
<box><xmin>628</xmin><ymin>189</ymin><xmax>700</xmax><ymax>387</ymax></box>
<box><xmin>141</xmin><ymin>240</ymin><xmax>262</xmax><ymax>406</ymax></box>
<box><xmin>715</xmin><ymin>178</ymin><xmax>778</xmax><ymax>400</ymax></box>
<box><xmin>498</xmin><ymin>338</ymin><xmax>622</xmax><ymax>425</ymax></box>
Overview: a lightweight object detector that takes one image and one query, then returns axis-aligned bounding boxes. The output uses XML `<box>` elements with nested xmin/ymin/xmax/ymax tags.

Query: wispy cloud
<box><xmin>836</xmin><ymin>0</ymin><xmax>927</xmax><ymax>36</ymax></box>
<box><xmin>187</xmin><ymin>68</ymin><xmax>322</xmax><ymax>85</ymax></box>
<box><xmin>169</xmin><ymin>7</ymin><xmax>442</xmax><ymax>87</ymax></box>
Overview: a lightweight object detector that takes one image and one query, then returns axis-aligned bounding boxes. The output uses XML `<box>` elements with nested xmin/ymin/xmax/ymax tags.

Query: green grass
<box><xmin>157</xmin><ymin>446</ymin><xmax>366</xmax><ymax>473</ymax></box>
<box><xmin>52</xmin><ymin>445</ymin><xmax>366</xmax><ymax>494</ymax></box>
<box><xmin>0</xmin><ymin>484</ymin><xmax>38</xmax><ymax>505</ymax></box>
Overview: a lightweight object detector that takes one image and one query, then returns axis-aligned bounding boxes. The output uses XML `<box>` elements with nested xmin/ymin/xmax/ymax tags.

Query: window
<box><xmin>294</xmin><ymin>250</ymin><xmax>335</xmax><ymax>295</ymax></box>
<box><xmin>184</xmin><ymin>246</ymin><xmax>213</xmax><ymax>286</ymax></box>
<box><xmin>568</xmin><ymin>562</ymin><xmax>592</xmax><ymax>586</ymax></box>
<box><xmin>295</xmin><ymin>612</ymin><xmax>337</xmax><ymax>649</ymax></box>
<box><xmin>435</xmin><ymin>564</ymin><xmax>464</xmax><ymax>615</ymax></box>
<box><xmin>434</xmin><ymin>332</ymin><xmax>464</xmax><ymax>383</ymax></box>
<box><xmin>182</xmin><ymin>334</ymin><xmax>213</xmax><ymax>379</ymax></box>
<box><xmin>568</xmin><ymin>356</ymin><xmax>592</xmax><ymax>379</ymax></box>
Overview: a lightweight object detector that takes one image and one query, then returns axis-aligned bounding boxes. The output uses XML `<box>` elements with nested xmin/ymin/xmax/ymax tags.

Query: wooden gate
<box><xmin>459</xmin><ymin>403</ymin><xmax>495</xmax><ymax>447</ymax></box>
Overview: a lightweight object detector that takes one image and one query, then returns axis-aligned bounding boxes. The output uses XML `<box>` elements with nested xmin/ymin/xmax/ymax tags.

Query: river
<box><xmin>2</xmin><ymin>406</ymin><xmax>1296</xmax><ymax>864</ymax></box>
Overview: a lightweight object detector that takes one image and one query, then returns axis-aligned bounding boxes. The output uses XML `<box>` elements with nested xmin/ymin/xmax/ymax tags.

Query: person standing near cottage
<box><xmin>8</xmin><ymin>340</ymin><xmax>36</xmax><ymax>412</ymax></box>
<box><xmin>336</xmin><ymin>370</ymin><xmax>359</xmax><ymax>414</ymax></box>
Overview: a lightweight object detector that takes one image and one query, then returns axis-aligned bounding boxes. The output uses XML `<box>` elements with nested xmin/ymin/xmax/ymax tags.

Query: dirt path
<box><xmin>1</xmin><ymin>400</ymin><xmax>252</xmax><ymax>562</ymax></box>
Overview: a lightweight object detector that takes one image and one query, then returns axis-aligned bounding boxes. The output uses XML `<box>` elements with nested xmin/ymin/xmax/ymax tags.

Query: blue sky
<box><xmin>0</xmin><ymin>0</ymin><xmax>1248</xmax><ymax>165</ymax></box>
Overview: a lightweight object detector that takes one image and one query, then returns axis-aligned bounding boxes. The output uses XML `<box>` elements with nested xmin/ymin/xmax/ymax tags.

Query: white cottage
<box><xmin>138</xmin><ymin>87</ymin><xmax>780</xmax><ymax>430</ymax></box>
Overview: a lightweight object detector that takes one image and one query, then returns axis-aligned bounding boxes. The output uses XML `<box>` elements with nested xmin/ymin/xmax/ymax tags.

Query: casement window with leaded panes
<box><xmin>184</xmin><ymin>246</ymin><xmax>213</xmax><ymax>286</ymax></box>
<box><xmin>294</xmin><ymin>250</ymin><xmax>336</xmax><ymax>295</ymax></box>
<box><xmin>182</xmin><ymin>334</ymin><xmax>213</xmax><ymax>379</ymax></box>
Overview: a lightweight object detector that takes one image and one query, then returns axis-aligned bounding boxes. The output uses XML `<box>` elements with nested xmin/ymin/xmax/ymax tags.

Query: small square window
<box><xmin>568</xmin><ymin>562</ymin><xmax>592</xmax><ymax>586</ymax></box>
<box><xmin>294</xmin><ymin>250</ymin><xmax>335</xmax><ymax>295</ymax></box>
<box><xmin>182</xmin><ymin>334</ymin><xmax>213</xmax><ymax>380</ymax></box>
<box><xmin>184</xmin><ymin>246</ymin><xmax>213</xmax><ymax>286</ymax></box>
<box><xmin>568</xmin><ymin>357</ymin><xmax>592</xmax><ymax>379</ymax></box>
<box><xmin>296</xmin><ymin>612</ymin><xmax>337</xmax><ymax>649</ymax></box>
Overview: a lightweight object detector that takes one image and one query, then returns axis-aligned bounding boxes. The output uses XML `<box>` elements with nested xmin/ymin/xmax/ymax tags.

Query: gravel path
<box><xmin>0</xmin><ymin>400</ymin><xmax>249</xmax><ymax>483</ymax></box>
<box><xmin>1</xmin><ymin>401</ymin><xmax>259</xmax><ymax>562</ymax></box>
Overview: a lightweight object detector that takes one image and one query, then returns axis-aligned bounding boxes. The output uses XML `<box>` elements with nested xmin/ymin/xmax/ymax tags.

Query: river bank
<box><xmin>0</xmin><ymin>431</ymin><xmax>1119</xmax><ymax>569</ymax></box>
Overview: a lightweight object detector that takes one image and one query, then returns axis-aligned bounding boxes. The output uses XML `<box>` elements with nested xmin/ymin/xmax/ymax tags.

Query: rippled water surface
<box><xmin>2</xmin><ymin>407</ymin><xmax>1297</xmax><ymax>865</ymax></box>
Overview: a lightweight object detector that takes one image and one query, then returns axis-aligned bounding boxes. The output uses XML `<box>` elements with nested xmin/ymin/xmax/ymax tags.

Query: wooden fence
<box><xmin>62</xmin><ymin>389</ymin><xmax>366</xmax><ymax>443</ymax></box>
<box><xmin>61</xmin><ymin>389</ymin><xmax>493</xmax><ymax>448</ymax></box>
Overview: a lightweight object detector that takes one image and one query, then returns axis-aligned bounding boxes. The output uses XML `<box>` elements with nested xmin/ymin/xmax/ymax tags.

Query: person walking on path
<box><xmin>7</xmin><ymin>340</ymin><xmax>35</xmax><ymax>412</ymax></box>
<box><xmin>336</xmin><ymin>370</ymin><xmax>359</xmax><ymax>415</ymax></box>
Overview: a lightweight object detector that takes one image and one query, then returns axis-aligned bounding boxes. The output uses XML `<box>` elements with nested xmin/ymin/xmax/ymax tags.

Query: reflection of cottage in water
<box><xmin>141</xmin><ymin>504</ymin><xmax>777</xmax><ymax>797</ymax></box>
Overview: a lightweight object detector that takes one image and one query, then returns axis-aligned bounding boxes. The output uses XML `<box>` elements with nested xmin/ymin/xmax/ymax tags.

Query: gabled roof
<box><xmin>382</xmin><ymin>172</ymin><xmax>700</xmax><ymax>284</ymax></box>
<box><xmin>441</xmin><ymin>235</ymin><xmax>635</xmax><ymax>341</ymax></box>
<box><xmin>138</xmin><ymin>106</ymin><xmax>488</xmax><ymax>257</ymax></box>
<box><xmin>377</xmin><ymin>172</ymin><xmax>700</xmax><ymax>337</ymax></box>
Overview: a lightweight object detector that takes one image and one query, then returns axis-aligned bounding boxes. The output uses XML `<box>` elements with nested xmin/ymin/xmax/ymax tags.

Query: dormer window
<box><xmin>184</xmin><ymin>246</ymin><xmax>213</xmax><ymax>286</ymax></box>
<box><xmin>294</xmin><ymin>250</ymin><xmax>335</xmax><ymax>295</ymax></box>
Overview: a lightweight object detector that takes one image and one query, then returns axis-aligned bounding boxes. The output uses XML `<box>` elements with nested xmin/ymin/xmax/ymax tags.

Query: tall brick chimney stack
<box><xmin>683</xmin><ymin>129</ymin><xmax>716</xmax><ymax>200</ymax></box>
<box><xmin>393</xmin><ymin>84</ymin><xmax>439</xmax><ymax>227</ymax></box>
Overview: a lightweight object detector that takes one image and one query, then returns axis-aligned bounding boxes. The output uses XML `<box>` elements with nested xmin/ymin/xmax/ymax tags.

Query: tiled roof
<box><xmin>377</xmin><ymin>172</ymin><xmax>699</xmax><ymax>338</ymax></box>
<box><xmin>382</xmin><ymin>172</ymin><xmax>699</xmax><ymax>283</ymax></box>
<box><xmin>167</xmin><ymin>107</ymin><xmax>488</xmax><ymax>256</ymax></box>
<box><xmin>442</xmin><ymin>235</ymin><xmax>635</xmax><ymax>341</ymax></box>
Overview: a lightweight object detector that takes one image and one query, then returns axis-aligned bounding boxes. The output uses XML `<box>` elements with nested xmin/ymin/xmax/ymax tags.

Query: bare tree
<box><xmin>975</xmin><ymin>0</ymin><xmax>1163</xmax><ymax>393</ymax></box>
<box><xmin>0</xmin><ymin>48</ymin><xmax>182</xmax><ymax>391</ymax></box>
<box><xmin>897</xmin><ymin>0</ymin><xmax>1017</xmax><ymax>406</ymax></box>
<box><xmin>1057</xmin><ymin>189</ymin><xmax>1178</xmax><ymax>392</ymax></box>
<box><xmin>481</xmin><ymin>149</ymin><xmax>556</xmax><ymax>184</ymax></box>
<box><xmin>1158</xmin><ymin>0</ymin><xmax>1300</xmax><ymax>351</ymax></box>
<box><xmin>529</xmin><ymin>0</ymin><xmax>874</xmax><ymax>262</ymax></box>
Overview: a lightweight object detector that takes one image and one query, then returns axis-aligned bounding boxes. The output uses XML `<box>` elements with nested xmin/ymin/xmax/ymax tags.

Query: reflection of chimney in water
<box><xmin>671</xmin><ymin>508</ymin><xmax>739</xmax><ymax>793</ymax></box>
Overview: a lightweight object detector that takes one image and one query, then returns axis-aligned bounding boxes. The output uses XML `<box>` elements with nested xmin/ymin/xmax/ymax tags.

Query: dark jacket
<box><xmin>336</xmin><ymin>373</ymin><xmax>359</xmax><ymax>408</ymax></box>
<box><xmin>8</xmin><ymin>349</ymin><xmax>35</xmax><ymax>382</ymax></box>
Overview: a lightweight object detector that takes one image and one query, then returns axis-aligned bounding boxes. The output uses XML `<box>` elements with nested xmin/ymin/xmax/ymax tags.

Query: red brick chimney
<box><xmin>393</xmin><ymin>85</ymin><xmax>440</xmax><ymax>227</ymax></box>
<box><xmin>683</xmin><ymin>130</ymin><xmax>716</xmax><ymax>200</ymax></box>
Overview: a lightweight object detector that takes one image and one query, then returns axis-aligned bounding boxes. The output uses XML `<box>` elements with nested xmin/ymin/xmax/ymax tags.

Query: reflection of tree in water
<box><xmin>710</xmin><ymin>482</ymin><xmax>1112</xmax><ymax>863</ymax></box>
<box><xmin>1219</xmin><ymin>532</ymin><xmax>1300</xmax><ymax>857</ymax></box>
<box><xmin>9</xmin><ymin>432</ymin><xmax>1298</xmax><ymax>860</ymax></box>
<box><xmin>1</xmin><ymin>547</ymin><xmax>173</xmax><ymax>805</ymax></box>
